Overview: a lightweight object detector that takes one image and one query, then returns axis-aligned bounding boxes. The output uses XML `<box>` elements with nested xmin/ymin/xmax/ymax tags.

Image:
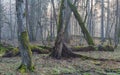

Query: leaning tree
<box><xmin>50</xmin><ymin>0</ymin><xmax>94</xmax><ymax>59</ymax></box>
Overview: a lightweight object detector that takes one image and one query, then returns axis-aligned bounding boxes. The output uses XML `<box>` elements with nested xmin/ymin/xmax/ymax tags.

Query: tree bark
<box><xmin>16</xmin><ymin>0</ymin><xmax>34</xmax><ymax>72</ymax></box>
<box><xmin>64</xmin><ymin>0</ymin><xmax>77</xmax><ymax>43</ymax></box>
<box><xmin>50</xmin><ymin>0</ymin><xmax>79</xmax><ymax>59</ymax></box>
<box><xmin>0</xmin><ymin>0</ymin><xmax>3</xmax><ymax>43</ymax></box>
<box><xmin>29</xmin><ymin>0</ymin><xmax>36</xmax><ymax>41</ymax></box>
<box><xmin>114</xmin><ymin>0</ymin><xmax>119</xmax><ymax>48</ymax></box>
<box><xmin>68</xmin><ymin>0</ymin><xmax>94</xmax><ymax>46</ymax></box>
<box><xmin>101</xmin><ymin>0</ymin><xmax>105</xmax><ymax>43</ymax></box>
<box><xmin>51</xmin><ymin>0</ymin><xmax>57</xmax><ymax>26</ymax></box>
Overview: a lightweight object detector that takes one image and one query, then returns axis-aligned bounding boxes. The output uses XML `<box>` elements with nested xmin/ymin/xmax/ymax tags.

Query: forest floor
<box><xmin>0</xmin><ymin>46</ymin><xmax>120</xmax><ymax>75</ymax></box>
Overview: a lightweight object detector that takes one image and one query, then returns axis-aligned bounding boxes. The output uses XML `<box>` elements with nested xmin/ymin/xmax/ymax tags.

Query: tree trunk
<box><xmin>29</xmin><ymin>0</ymin><xmax>36</xmax><ymax>41</ymax></box>
<box><xmin>16</xmin><ymin>0</ymin><xmax>34</xmax><ymax>72</ymax></box>
<box><xmin>64</xmin><ymin>0</ymin><xmax>77</xmax><ymax>43</ymax></box>
<box><xmin>51</xmin><ymin>0</ymin><xmax>57</xmax><ymax>26</ymax></box>
<box><xmin>50</xmin><ymin>0</ymin><xmax>79</xmax><ymax>59</ymax></box>
<box><xmin>114</xmin><ymin>0</ymin><xmax>119</xmax><ymax>48</ymax></box>
<box><xmin>106</xmin><ymin>0</ymin><xmax>110</xmax><ymax>39</ymax></box>
<box><xmin>25</xmin><ymin>0</ymin><xmax>29</xmax><ymax>35</ymax></box>
<box><xmin>101</xmin><ymin>0</ymin><xmax>105</xmax><ymax>43</ymax></box>
<box><xmin>0</xmin><ymin>26</ymin><xmax>1</xmax><ymax>43</ymax></box>
<box><xmin>0</xmin><ymin>0</ymin><xmax>3</xmax><ymax>44</ymax></box>
<box><xmin>17</xmin><ymin>31</ymin><xmax>34</xmax><ymax>72</ymax></box>
<box><xmin>68</xmin><ymin>0</ymin><xmax>94</xmax><ymax>46</ymax></box>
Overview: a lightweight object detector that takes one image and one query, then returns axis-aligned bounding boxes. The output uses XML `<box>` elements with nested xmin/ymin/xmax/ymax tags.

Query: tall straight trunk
<box><xmin>106</xmin><ymin>0</ymin><xmax>110</xmax><ymax>39</ymax></box>
<box><xmin>36</xmin><ymin>0</ymin><xmax>43</xmax><ymax>40</ymax></box>
<box><xmin>51</xmin><ymin>0</ymin><xmax>57</xmax><ymax>26</ymax></box>
<box><xmin>0</xmin><ymin>21</ymin><xmax>1</xmax><ymax>44</ymax></box>
<box><xmin>87</xmin><ymin>0</ymin><xmax>94</xmax><ymax>36</ymax></box>
<box><xmin>68</xmin><ymin>0</ymin><xmax>94</xmax><ymax>46</ymax></box>
<box><xmin>25</xmin><ymin>0</ymin><xmax>29</xmax><ymax>34</ymax></box>
<box><xmin>64</xmin><ymin>0</ymin><xmax>77</xmax><ymax>43</ymax></box>
<box><xmin>101</xmin><ymin>0</ymin><xmax>105</xmax><ymax>43</ymax></box>
<box><xmin>91</xmin><ymin>0</ymin><xmax>94</xmax><ymax>36</ymax></box>
<box><xmin>29</xmin><ymin>0</ymin><xmax>36</xmax><ymax>41</ymax></box>
<box><xmin>50</xmin><ymin>0</ymin><xmax>56</xmax><ymax>39</ymax></box>
<box><xmin>114</xmin><ymin>0</ymin><xmax>119</xmax><ymax>48</ymax></box>
<box><xmin>0</xmin><ymin>0</ymin><xmax>2</xmax><ymax>43</ymax></box>
<box><xmin>0</xmin><ymin>23</ymin><xmax>1</xmax><ymax>43</ymax></box>
<box><xmin>87</xmin><ymin>0</ymin><xmax>91</xmax><ymax>34</ymax></box>
<box><xmin>16</xmin><ymin>0</ymin><xmax>34</xmax><ymax>72</ymax></box>
<box><xmin>10</xmin><ymin>0</ymin><xmax>13</xmax><ymax>40</ymax></box>
<box><xmin>50</xmin><ymin>6</ymin><xmax>54</xmax><ymax>41</ymax></box>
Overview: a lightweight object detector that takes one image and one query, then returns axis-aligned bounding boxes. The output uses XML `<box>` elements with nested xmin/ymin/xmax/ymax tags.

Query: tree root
<box><xmin>17</xmin><ymin>64</ymin><xmax>35</xmax><ymax>73</ymax></box>
<box><xmin>50</xmin><ymin>43</ymin><xmax>120</xmax><ymax>62</ymax></box>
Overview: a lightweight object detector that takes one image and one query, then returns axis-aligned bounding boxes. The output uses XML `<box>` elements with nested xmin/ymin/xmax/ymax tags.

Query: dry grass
<box><xmin>0</xmin><ymin>41</ymin><xmax>120</xmax><ymax>75</ymax></box>
<box><xmin>0</xmin><ymin>52</ymin><xmax>120</xmax><ymax>75</ymax></box>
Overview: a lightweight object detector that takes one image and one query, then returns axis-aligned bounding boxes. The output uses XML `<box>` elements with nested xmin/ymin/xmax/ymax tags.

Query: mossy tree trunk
<box><xmin>50</xmin><ymin>0</ymin><xmax>65</xmax><ymax>59</ymax></box>
<box><xmin>16</xmin><ymin>0</ymin><xmax>34</xmax><ymax>72</ymax></box>
<box><xmin>50</xmin><ymin>0</ymin><xmax>80</xmax><ymax>59</ymax></box>
<box><xmin>68</xmin><ymin>0</ymin><xmax>95</xmax><ymax>46</ymax></box>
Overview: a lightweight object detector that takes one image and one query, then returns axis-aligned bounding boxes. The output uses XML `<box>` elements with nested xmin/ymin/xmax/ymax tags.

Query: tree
<box><xmin>68</xmin><ymin>0</ymin><xmax>94</xmax><ymax>45</ymax></box>
<box><xmin>29</xmin><ymin>0</ymin><xmax>36</xmax><ymax>41</ymax></box>
<box><xmin>9</xmin><ymin>0</ymin><xmax>13</xmax><ymax>40</ymax></box>
<box><xmin>50</xmin><ymin>0</ymin><xmax>79</xmax><ymax>59</ymax></box>
<box><xmin>101</xmin><ymin>0</ymin><xmax>105</xmax><ymax>43</ymax></box>
<box><xmin>50</xmin><ymin>0</ymin><xmax>94</xmax><ymax>59</ymax></box>
<box><xmin>64</xmin><ymin>0</ymin><xmax>77</xmax><ymax>43</ymax></box>
<box><xmin>16</xmin><ymin>0</ymin><xmax>34</xmax><ymax>72</ymax></box>
<box><xmin>106</xmin><ymin>0</ymin><xmax>110</xmax><ymax>39</ymax></box>
<box><xmin>0</xmin><ymin>0</ymin><xmax>2</xmax><ymax>43</ymax></box>
<box><xmin>114</xmin><ymin>0</ymin><xmax>119</xmax><ymax>48</ymax></box>
<box><xmin>51</xmin><ymin>0</ymin><xmax>57</xmax><ymax>26</ymax></box>
<box><xmin>0</xmin><ymin>0</ymin><xmax>4</xmax><ymax>44</ymax></box>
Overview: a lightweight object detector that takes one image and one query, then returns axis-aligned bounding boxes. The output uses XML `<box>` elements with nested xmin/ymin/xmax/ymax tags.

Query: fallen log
<box><xmin>72</xmin><ymin>45</ymin><xmax>114</xmax><ymax>52</ymax></box>
<box><xmin>2</xmin><ymin>45</ymin><xmax>50</xmax><ymax>57</ymax></box>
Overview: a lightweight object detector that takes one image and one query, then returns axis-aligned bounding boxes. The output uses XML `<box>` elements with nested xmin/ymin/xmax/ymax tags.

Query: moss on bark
<box><xmin>67</xmin><ymin>0</ymin><xmax>94</xmax><ymax>46</ymax></box>
<box><xmin>17</xmin><ymin>64</ymin><xmax>35</xmax><ymax>73</ymax></box>
<box><xmin>20</xmin><ymin>31</ymin><xmax>32</xmax><ymax>57</ymax></box>
<box><xmin>17</xmin><ymin>31</ymin><xmax>34</xmax><ymax>72</ymax></box>
<box><xmin>31</xmin><ymin>45</ymin><xmax>49</xmax><ymax>54</ymax></box>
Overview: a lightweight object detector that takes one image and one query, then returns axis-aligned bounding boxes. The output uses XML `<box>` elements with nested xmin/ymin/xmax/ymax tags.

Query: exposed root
<box><xmin>17</xmin><ymin>64</ymin><xmax>35</xmax><ymax>73</ymax></box>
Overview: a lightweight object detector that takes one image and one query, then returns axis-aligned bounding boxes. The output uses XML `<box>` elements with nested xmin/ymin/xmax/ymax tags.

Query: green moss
<box><xmin>18</xmin><ymin>65</ymin><xmax>27</xmax><ymax>73</ymax></box>
<box><xmin>67</xmin><ymin>0</ymin><xmax>94</xmax><ymax>46</ymax></box>
<box><xmin>83</xmin><ymin>73</ymin><xmax>91</xmax><ymax>75</ymax></box>
<box><xmin>31</xmin><ymin>45</ymin><xmax>43</xmax><ymax>50</ymax></box>
<box><xmin>17</xmin><ymin>64</ymin><xmax>35</xmax><ymax>73</ymax></box>
<box><xmin>17</xmin><ymin>31</ymin><xmax>34</xmax><ymax>72</ymax></box>
<box><xmin>20</xmin><ymin>31</ymin><xmax>32</xmax><ymax>58</ymax></box>
<box><xmin>12</xmin><ymin>48</ymin><xmax>19</xmax><ymax>55</ymax></box>
<box><xmin>105</xmin><ymin>68</ymin><xmax>120</xmax><ymax>74</ymax></box>
<box><xmin>74</xmin><ymin>46</ymin><xmax>84</xmax><ymax>49</ymax></box>
<box><xmin>0</xmin><ymin>44</ymin><xmax>7</xmax><ymax>54</ymax></box>
<box><xmin>0</xmin><ymin>44</ymin><xmax>19</xmax><ymax>57</ymax></box>
<box><xmin>94</xmin><ymin>46</ymin><xmax>98</xmax><ymax>51</ymax></box>
<box><xmin>51</xmin><ymin>66</ymin><xmax>76</xmax><ymax>75</ymax></box>
<box><xmin>38</xmin><ymin>45</ymin><xmax>51</xmax><ymax>50</ymax></box>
